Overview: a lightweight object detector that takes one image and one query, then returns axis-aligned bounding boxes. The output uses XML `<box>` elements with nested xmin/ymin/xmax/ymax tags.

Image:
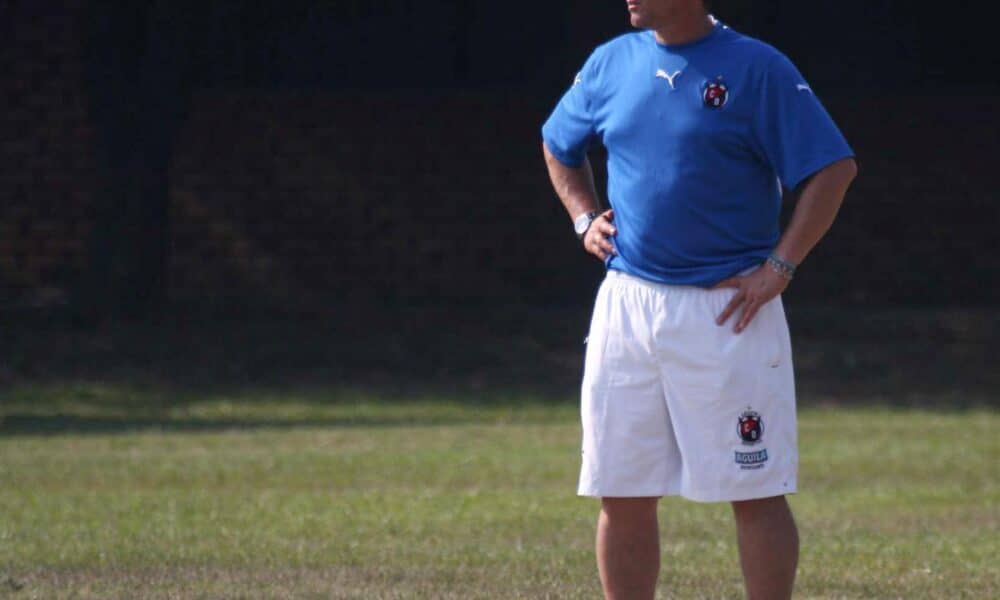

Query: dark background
<box><xmin>0</xmin><ymin>0</ymin><xmax>997</xmax><ymax>409</ymax></box>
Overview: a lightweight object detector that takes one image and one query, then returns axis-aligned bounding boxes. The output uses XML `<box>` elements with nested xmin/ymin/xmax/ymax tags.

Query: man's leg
<box><xmin>597</xmin><ymin>497</ymin><xmax>660</xmax><ymax>600</ymax></box>
<box><xmin>731</xmin><ymin>495</ymin><xmax>799</xmax><ymax>600</ymax></box>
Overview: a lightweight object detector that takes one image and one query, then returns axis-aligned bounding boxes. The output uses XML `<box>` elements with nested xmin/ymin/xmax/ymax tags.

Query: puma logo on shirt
<box><xmin>655</xmin><ymin>69</ymin><xmax>683</xmax><ymax>90</ymax></box>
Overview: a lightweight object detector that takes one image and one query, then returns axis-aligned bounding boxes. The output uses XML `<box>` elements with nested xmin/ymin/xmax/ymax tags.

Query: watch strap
<box><xmin>574</xmin><ymin>210</ymin><xmax>600</xmax><ymax>240</ymax></box>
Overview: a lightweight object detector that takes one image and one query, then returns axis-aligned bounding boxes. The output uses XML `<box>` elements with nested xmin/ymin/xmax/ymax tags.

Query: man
<box><xmin>541</xmin><ymin>1</ymin><xmax>857</xmax><ymax>599</ymax></box>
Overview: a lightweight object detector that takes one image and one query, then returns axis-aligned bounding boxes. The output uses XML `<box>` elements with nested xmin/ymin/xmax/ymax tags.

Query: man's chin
<box><xmin>629</xmin><ymin>14</ymin><xmax>646</xmax><ymax>29</ymax></box>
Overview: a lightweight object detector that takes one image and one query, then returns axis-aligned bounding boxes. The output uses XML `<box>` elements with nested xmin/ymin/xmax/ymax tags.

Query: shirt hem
<box><xmin>606</xmin><ymin>255</ymin><xmax>767</xmax><ymax>288</ymax></box>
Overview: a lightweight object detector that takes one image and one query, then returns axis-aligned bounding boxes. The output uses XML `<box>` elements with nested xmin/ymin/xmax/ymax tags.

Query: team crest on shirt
<box><xmin>737</xmin><ymin>409</ymin><xmax>764</xmax><ymax>445</ymax></box>
<box><xmin>703</xmin><ymin>76</ymin><xmax>729</xmax><ymax>108</ymax></box>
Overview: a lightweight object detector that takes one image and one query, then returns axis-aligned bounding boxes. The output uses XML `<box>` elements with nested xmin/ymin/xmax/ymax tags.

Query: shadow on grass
<box><xmin>0</xmin><ymin>410</ymin><xmax>547</xmax><ymax>436</ymax></box>
<box><xmin>0</xmin><ymin>303</ymin><xmax>590</xmax><ymax>399</ymax></box>
<box><xmin>1</xmin><ymin>303</ymin><xmax>997</xmax><ymax>436</ymax></box>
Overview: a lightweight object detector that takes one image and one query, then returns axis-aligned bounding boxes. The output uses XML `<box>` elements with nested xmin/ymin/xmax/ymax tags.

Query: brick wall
<box><xmin>167</xmin><ymin>90</ymin><xmax>998</xmax><ymax>308</ymax></box>
<box><xmin>793</xmin><ymin>94</ymin><xmax>997</xmax><ymax>306</ymax></box>
<box><xmin>168</xmin><ymin>90</ymin><xmax>592</xmax><ymax>309</ymax></box>
<box><xmin>0</xmin><ymin>1</ymin><xmax>99</xmax><ymax>308</ymax></box>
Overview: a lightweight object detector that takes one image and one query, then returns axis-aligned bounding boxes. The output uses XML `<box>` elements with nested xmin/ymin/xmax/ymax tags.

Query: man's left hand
<box><xmin>713</xmin><ymin>265</ymin><xmax>790</xmax><ymax>333</ymax></box>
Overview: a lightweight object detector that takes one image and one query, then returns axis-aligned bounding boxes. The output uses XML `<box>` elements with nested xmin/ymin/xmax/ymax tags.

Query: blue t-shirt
<box><xmin>542</xmin><ymin>20</ymin><xmax>854</xmax><ymax>287</ymax></box>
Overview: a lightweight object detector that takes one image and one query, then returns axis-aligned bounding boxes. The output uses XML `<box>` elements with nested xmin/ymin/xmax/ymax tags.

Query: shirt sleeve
<box><xmin>752</xmin><ymin>53</ymin><xmax>855</xmax><ymax>191</ymax></box>
<box><xmin>541</xmin><ymin>54</ymin><xmax>599</xmax><ymax>168</ymax></box>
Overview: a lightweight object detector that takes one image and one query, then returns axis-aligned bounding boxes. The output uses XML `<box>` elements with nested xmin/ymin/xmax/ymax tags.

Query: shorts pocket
<box><xmin>763</xmin><ymin>295</ymin><xmax>790</xmax><ymax>369</ymax></box>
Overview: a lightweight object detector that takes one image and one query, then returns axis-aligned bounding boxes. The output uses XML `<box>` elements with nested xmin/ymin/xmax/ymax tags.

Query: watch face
<box><xmin>574</xmin><ymin>213</ymin><xmax>594</xmax><ymax>235</ymax></box>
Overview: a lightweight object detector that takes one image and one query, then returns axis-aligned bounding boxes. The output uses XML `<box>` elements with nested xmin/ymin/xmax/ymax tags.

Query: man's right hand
<box><xmin>584</xmin><ymin>209</ymin><xmax>617</xmax><ymax>261</ymax></box>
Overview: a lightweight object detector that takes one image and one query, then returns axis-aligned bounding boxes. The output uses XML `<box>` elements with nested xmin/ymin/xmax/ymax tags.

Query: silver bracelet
<box><xmin>766</xmin><ymin>254</ymin><xmax>796</xmax><ymax>280</ymax></box>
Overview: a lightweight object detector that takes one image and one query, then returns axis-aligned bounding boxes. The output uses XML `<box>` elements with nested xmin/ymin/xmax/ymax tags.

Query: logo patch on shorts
<box><xmin>737</xmin><ymin>409</ymin><xmax>764</xmax><ymax>445</ymax></box>
<box><xmin>735</xmin><ymin>410</ymin><xmax>767</xmax><ymax>469</ymax></box>
<box><xmin>735</xmin><ymin>448</ymin><xmax>768</xmax><ymax>469</ymax></box>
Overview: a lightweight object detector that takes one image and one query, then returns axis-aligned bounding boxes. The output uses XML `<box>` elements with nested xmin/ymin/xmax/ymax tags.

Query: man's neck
<box><xmin>652</xmin><ymin>11</ymin><xmax>715</xmax><ymax>46</ymax></box>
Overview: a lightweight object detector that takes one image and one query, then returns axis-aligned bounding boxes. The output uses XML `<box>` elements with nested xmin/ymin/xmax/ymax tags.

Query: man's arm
<box><xmin>715</xmin><ymin>157</ymin><xmax>858</xmax><ymax>333</ymax></box>
<box><xmin>772</xmin><ymin>157</ymin><xmax>858</xmax><ymax>266</ymax></box>
<box><xmin>542</xmin><ymin>141</ymin><xmax>617</xmax><ymax>261</ymax></box>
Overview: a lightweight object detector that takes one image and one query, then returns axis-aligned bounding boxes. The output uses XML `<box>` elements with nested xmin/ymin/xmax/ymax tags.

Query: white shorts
<box><xmin>579</xmin><ymin>270</ymin><xmax>798</xmax><ymax>502</ymax></box>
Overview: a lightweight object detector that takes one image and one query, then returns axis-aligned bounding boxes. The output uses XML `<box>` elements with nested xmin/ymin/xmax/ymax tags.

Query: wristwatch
<box><xmin>574</xmin><ymin>211</ymin><xmax>600</xmax><ymax>240</ymax></box>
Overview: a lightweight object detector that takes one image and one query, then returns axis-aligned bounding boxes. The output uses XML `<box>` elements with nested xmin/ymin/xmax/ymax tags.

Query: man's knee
<box><xmin>731</xmin><ymin>494</ymin><xmax>791</xmax><ymax>519</ymax></box>
<box><xmin>731</xmin><ymin>495</ymin><xmax>797</xmax><ymax>534</ymax></box>
<box><xmin>601</xmin><ymin>497</ymin><xmax>659</xmax><ymax>522</ymax></box>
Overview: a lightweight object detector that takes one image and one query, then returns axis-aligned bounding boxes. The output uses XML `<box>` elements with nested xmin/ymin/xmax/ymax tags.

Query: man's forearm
<box><xmin>542</xmin><ymin>142</ymin><xmax>602</xmax><ymax>221</ymax></box>
<box><xmin>773</xmin><ymin>157</ymin><xmax>858</xmax><ymax>266</ymax></box>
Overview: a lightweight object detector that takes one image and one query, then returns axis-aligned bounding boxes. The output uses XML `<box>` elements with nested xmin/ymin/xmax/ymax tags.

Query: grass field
<box><xmin>1</xmin><ymin>383</ymin><xmax>997</xmax><ymax>599</ymax></box>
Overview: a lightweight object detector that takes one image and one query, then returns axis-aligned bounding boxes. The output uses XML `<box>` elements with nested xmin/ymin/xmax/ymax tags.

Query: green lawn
<box><xmin>1</xmin><ymin>385</ymin><xmax>997</xmax><ymax>599</ymax></box>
